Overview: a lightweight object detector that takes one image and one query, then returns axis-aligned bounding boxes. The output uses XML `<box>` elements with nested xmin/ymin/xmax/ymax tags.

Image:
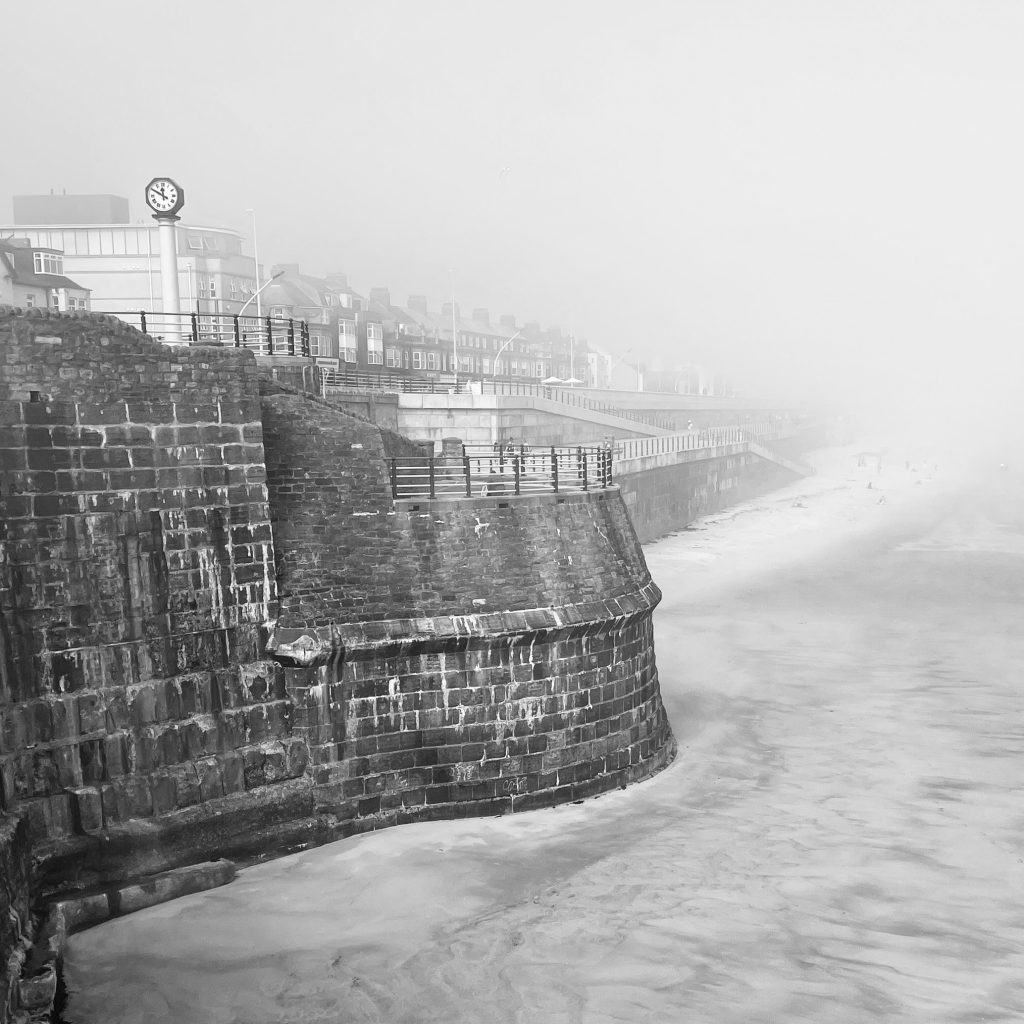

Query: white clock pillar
<box><xmin>156</xmin><ymin>213</ymin><xmax>181</xmax><ymax>337</ymax></box>
<box><xmin>144</xmin><ymin>177</ymin><xmax>186</xmax><ymax>343</ymax></box>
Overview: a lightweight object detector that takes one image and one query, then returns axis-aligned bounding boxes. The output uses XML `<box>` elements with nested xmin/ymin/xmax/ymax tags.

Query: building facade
<box><xmin>2</xmin><ymin>194</ymin><xmax>257</xmax><ymax>319</ymax></box>
<box><xmin>0</xmin><ymin>238</ymin><xmax>90</xmax><ymax>312</ymax></box>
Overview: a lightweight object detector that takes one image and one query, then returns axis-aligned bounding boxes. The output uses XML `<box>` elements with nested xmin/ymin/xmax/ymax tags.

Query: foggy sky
<box><xmin>5</xmin><ymin>1</ymin><xmax>1024</xmax><ymax>411</ymax></box>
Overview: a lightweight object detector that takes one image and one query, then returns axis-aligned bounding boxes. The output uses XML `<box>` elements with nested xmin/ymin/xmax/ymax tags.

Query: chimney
<box><xmin>499</xmin><ymin>314</ymin><xmax>516</xmax><ymax>328</ymax></box>
<box><xmin>325</xmin><ymin>272</ymin><xmax>348</xmax><ymax>289</ymax></box>
<box><xmin>472</xmin><ymin>307</ymin><xmax>489</xmax><ymax>323</ymax></box>
<box><xmin>407</xmin><ymin>295</ymin><xmax>428</xmax><ymax>313</ymax></box>
<box><xmin>524</xmin><ymin>321</ymin><xmax>540</xmax><ymax>334</ymax></box>
<box><xmin>441</xmin><ymin>301</ymin><xmax>459</xmax><ymax>319</ymax></box>
<box><xmin>369</xmin><ymin>287</ymin><xmax>391</xmax><ymax>308</ymax></box>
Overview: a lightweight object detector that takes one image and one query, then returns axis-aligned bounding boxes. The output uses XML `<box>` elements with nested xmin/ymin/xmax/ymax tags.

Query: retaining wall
<box><xmin>261</xmin><ymin>392</ymin><xmax>674</xmax><ymax>824</ymax></box>
<box><xmin>616</xmin><ymin>445</ymin><xmax>802</xmax><ymax>542</ymax></box>
<box><xmin>0</xmin><ymin>308</ymin><xmax>675</xmax><ymax>922</ymax></box>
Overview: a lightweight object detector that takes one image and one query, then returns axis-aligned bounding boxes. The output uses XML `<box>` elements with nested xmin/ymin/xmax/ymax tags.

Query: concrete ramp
<box><xmin>748</xmin><ymin>440</ymin><xmax>815</xmax><ymax>477</ymax></box>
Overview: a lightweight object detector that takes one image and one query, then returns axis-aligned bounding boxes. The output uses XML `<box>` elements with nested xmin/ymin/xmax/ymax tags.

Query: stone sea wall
<box><xmin>261</xmin><ymin>390</ymin><xmax>672</xmax><ymax>826</ymax></box>
<box><xmin>0</xmin><ymin>308</ymin><xmax>675</xmax><ymax>970</ymax></box>
<box><xmin>616</xmin><ymin>447</ymin><xmax>803</xmax><ymax>542</ymax></box>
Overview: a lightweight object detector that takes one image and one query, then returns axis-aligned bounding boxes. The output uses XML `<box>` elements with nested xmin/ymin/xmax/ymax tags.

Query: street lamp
<box><xmin>491</xmin><ymin>329</ymin><xmax>522</xmax><ymax>385</ymax></box>
<box><xmin>238</xmin><ymin>270</ymin><xmax>284</xmax><ymax>317</ymax></box>
<box><xmin>244</xmin><ymin>208</ymin><xmax>263</xmax><ymax>319</ymax></box>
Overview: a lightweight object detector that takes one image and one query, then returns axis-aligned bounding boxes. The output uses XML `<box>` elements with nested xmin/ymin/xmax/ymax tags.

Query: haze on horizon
<box><xmin>4</xmin><ymin>0</ymin><xmax>1023</xmax><ymax>425</ymax></box>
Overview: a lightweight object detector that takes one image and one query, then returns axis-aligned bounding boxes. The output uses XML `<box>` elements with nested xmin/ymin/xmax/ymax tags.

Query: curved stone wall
<box><xmin>0</xmin><ymin>311</ymin><xmax>674</xmax><ymax>906</ymax></box>
<box><xmin>260</xmin><ymin>388</ymin><xmax>675</xmax><ymax>825</ymax></box>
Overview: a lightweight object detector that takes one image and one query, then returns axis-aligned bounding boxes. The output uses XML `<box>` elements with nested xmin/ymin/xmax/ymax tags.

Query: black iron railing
<box><xmin>390</xmin><ymin>444</ymin><xmax>613</xmax><ymax>499</ymax></box>
<box><xmin>109</xmin><ymin>311</ymin><xmax>311</xmax><ymax>356</ymax></box>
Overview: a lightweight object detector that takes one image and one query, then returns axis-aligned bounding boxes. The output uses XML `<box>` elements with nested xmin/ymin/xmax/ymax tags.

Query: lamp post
<box><xmin>245</xmin><ymin>208</ymin><xmax>263</xmax><ymax>319</ymax></box>
<box><xmin>238</xmin><ymin>270</ymin><xmax>284</xmax><ymax>317</ymax></box>
<box><xmin>490</xmin><ymin>329</ymin><xmax>522</xmax><ymax>385</ymax></box>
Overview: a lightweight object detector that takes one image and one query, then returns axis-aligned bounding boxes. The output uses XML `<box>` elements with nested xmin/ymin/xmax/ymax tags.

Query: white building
<box><xmin>1</xmin><ymin>194</ymin><xmax>258</xmax><ymax>322</ymax></box>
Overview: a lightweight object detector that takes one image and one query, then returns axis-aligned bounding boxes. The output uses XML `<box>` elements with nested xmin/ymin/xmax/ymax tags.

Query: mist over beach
<box><xmin>63</xmin><ymin>440</ymin><xmax>1024</xmax><ymax>1023</ymax></box>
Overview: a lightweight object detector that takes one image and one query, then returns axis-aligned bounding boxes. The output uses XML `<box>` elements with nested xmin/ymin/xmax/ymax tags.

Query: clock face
<box><xmin>145</xmin><ymin>178</ymin><xmax>182</xmax><ymax>214</ymax></box>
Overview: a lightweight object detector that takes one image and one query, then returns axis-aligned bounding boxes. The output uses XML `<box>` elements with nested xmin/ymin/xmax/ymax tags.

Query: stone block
<box><xmin>196</xmin><ymin>756</ymin><xmax>224</xmax><ymax>802</ymax></box>
<box><xmin>71</xmin><ymin>786</ymin><xmax>104</xmax><ymax>833</ymax></box>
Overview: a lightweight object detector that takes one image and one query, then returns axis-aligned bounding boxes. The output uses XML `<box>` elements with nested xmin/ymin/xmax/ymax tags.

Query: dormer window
<box><xmin>33</xmin><ymin>252</ymin><xmax>63</xmax><ymax>276</ymax></box>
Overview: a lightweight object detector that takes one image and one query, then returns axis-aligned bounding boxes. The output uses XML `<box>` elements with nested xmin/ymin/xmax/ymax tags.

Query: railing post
<box><xmin>513</xmin><ymin>456</ymin><xmax>521</xmax><ymax>495</ymax></box>
<box><xmin>302</xmin><ymin>322</ymin><xmax>310</xmax><ymax>357</ymax></box>
<box><xmin>581</xmin><ymin>447</ymin><xmax>589</xmax><ymax>490</ymax></box>
<box><xmin>139</xmin><ymin>310</ymin><xmax>147</xmax><ymax>334</ymax></box>
<box><xmin>463</xmin><ymin>454</ymin><xmax>472</xmax><ymax>497</ymax></box>
<box><xmin>428</xmin><ymin>457</ymin><xmax>436</xmax><ymax>499</ymax></box>
<box><xmin>551</xmin><ymin>446</ymin><xmax>559</xmax><ymax>492</ymax></box>
<box><xmin>190</xmin><ymin>312</ymin><xmax>199</xmax><ymax>343</ymax></box>
<box><xmin>390</xmin><ymin>458</ymin><xmax>398</xmax><ymax>498</ymax></box>
<box><xmin>233</xmin><ymin>315</ymin><xmax>241</xmax><ymax>347</ymax></box>
<box><xmin>265</xmin><ymin>316</ymin><xmax>273</xmax><ymax>356</ymax></box>
<box><xmin>288</xmin><ymin>319</ymin><xmax>295</xmax><ymax>356</ymax></box>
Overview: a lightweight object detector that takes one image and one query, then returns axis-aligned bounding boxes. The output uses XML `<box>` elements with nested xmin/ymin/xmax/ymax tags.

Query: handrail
<box><xmin>105</xmin><ymin>310</ymin><xmax>311</xmax><ymax>356</ymax></box>
<box><xmin>321</xmin><ymin>371</ymin><xmax>675</xmax><ymax>428</ymax></box>
<box><xmin>612</xmin><ymin>423</ymin><xmax>792</xmax><ymax>462</ymax></box>
<box><xmin>390</xmin><ymin>445</ymin><xmax>612</xmax><ymax>499</ymax></box>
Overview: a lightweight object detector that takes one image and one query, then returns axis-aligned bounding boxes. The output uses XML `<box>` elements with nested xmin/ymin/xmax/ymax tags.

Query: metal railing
<box><xmin>390</xmin><ymin>445</ymin><xmax>613</xmax><ymax>499</ymax></box>
<box><xmin>321</xmin><ymin>368</ymin><xmax>454</xmax><ymax>393</ymax></box>
<box><xmin>614</xmin><ymin>422</ymin><xmax>791</xmax><ymax>461</ymax></box>
<box><xmin>321</xmin><ymin>371</ymin><xmax>674</xmax><ymax>429</ymax></box>
<box><xmin>109</xmin><ymin>310</ymin><xmax>311</xmax><ymax>356</ymax></box>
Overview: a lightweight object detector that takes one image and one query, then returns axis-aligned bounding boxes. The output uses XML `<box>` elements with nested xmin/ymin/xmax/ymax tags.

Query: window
<box><xmin>339</xmin><ymin>319</ymin><xmax>357</xmax><ymax>362</ymax></box>
<box><xmin>49</xmin><ymin>290</ymin><xmax>60</xmax><ymax>311</ymax></box>
<box><xmin>386</xmin><ymin>347</ymin><xmax>401</xmax><ymax>368</ymax></box>
<box><xmin>412</xmin><ymin>351</ymin><xmax>424</xmax><ymax>369</ymax></box>
<box><xmin>209</xmin><ymin>279</ymin><xmax>217</xmax><ymax>299</ymax></box>
<box><xmin>482</xmin><ymin>358</ymin><xmax>491</xmax><ymax>374</ymax></box>
<box><xmin>187</xmin><ymin>236</ymin><xmax>203</xmax><ymax>250</ymax></box>
<box><xmin>33</xmin><ymin>252</ymin><xmax>63</xmax><ymax>276</ymax></box>
<box><xmin>511</xmin><ymin>360</ymin><xmax>519</xmax><ymax>376</ymax></box>
<box><xmin>310</xmin><ymin>333</ymin><xmax>333</xmax><ymax>357</ymax></box>
<box><xmin>366</xmin><ymin>321</ymin><xmax>383</xmax><ymax>364</ymax></box>
<box><xmin>534</xmin><ymin>363</ymin><xmax>544</xmax><ymax>377</ymax></box>
<box><xmin>24</xmin><ymin>294</ymin><xmax>36</xmax><ymax>308</ymax></box>
<box><xmin>426</xmin><ymin>351</ymin><xmax>437</xmax><ymax>370</ymax></box>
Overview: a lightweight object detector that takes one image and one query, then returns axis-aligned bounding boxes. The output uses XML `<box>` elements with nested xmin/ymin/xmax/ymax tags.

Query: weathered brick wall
<box><xmin>261</xmin><ymin>393</ymin><xmax>674</xmax><ymax>826</ymax></box>
<box><xmin>0</xmin><ymin>308</ymin><xmax>675</xmax><ymax>908</ymax></box>
<box><xmin>616</xmin><ymin>448</ymin><xmax>802</xmax><ymax>542</ymax></box>
<box><xmin>262</xmin><ymin>392</ymin><xmax>650</xmax><ymax>626</ymax></box>
<box><xmin>0</xmin><ymin>310</ymin><xmax>304</xmax><ymax>878</ymax></box>
<box><xmin>0</xmin><ymin>306</ymin><xmax>260</xmax><ymax>404</ymax></box>
<box><xmin>0</xmin><ymin>814</ymin><xmax>32</xmax><ymax>1020</ymax></box>
<box><xmin>306</xmin><ymin>601</ymin><xmax>673</xmax><ymax>827</ymax></box>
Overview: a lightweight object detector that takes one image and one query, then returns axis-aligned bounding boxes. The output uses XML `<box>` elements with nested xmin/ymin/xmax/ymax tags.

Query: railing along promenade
<box><xmin>322</xmin><ymin>371</ymin><xmax>674</xmax><ymax>429</ymax></box>
<box><xmin>614</xmin><ymin>422</ymin><xmax>784</xmax><ymax>460</ymax></box>
<box><xmin>110</xmin><ymin>310</ymin><xmax>312</xmax><ymax>356</ymax></box>
<box><xmin>390</xmin><ymin>444</ymin><xmax>613</xmax><ymax>499</ymax></box>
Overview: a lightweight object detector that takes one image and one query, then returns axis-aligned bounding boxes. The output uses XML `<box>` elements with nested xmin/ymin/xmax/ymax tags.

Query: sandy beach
<box><xmin>63</xmin><ymin>443</ymin><xmax>1024</xmax><ymax>1023</ymax></box>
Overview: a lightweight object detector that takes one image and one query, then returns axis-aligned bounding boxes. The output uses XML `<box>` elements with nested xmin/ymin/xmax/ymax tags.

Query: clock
<box><xmin>144</xmin><ymin>177</ymin><xmax>185</xmax><ymax>216</ymax></box>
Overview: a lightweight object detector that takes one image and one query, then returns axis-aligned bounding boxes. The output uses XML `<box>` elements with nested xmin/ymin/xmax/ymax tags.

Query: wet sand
<box><xmin>64</xmin><ymin>447</ymin><xmax>1024</xmax><ymax>1023</ymax></box>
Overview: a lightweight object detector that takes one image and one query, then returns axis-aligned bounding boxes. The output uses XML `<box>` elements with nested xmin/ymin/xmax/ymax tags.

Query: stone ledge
<box><xmin>267</xmin><ymin>579</ymin><xmax>663</xmax><ymax>666</ymax></box>
<box><xmin>51</xmin><ymin>858</ymin><xmax>237</xmax><ymax>935</ymax></box>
